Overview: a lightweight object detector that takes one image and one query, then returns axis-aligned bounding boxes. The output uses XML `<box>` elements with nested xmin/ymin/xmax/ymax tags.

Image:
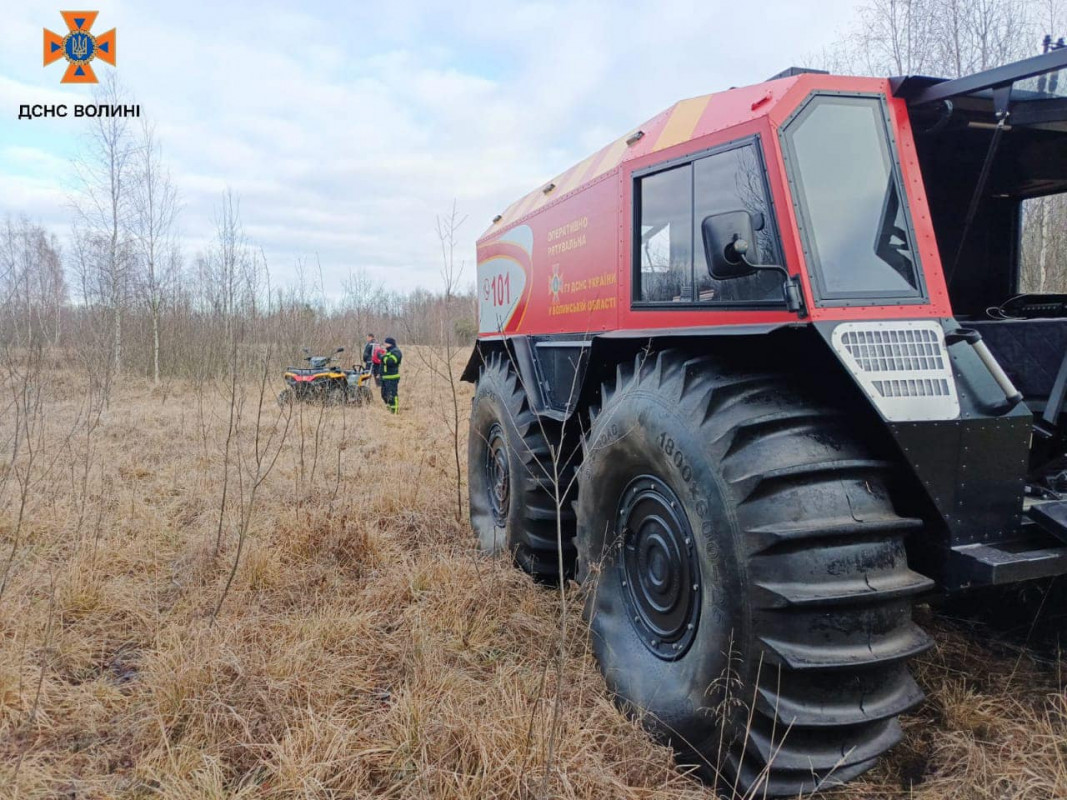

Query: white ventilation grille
<box><xmin>871</xmin><ymin>377</ymin><xmax>951</xmax><ymax>398</ymax></box>
<box><xmin>839</xmin><ymin>327</ymin><xmax>944</xmax><ymax>372</ymax></box>
<box><xmin>831</xmin><ymin>322</ymin><xmax>960</xmax><ymax>421</ymax></box>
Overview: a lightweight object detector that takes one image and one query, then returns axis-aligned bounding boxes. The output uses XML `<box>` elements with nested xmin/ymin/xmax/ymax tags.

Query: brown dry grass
<box><xmin>1</xmin><ymin>349</ymin><xmax>1066</xmax><ymax>799</ymax></box>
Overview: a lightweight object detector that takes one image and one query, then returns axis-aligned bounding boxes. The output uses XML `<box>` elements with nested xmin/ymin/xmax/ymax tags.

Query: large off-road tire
<box><xmin>468</xmin><ymin>352</ymin><xmax>576</xmax><ymax>578</ymax></box>
<box><xmin>577</xmin><ymin>351</ymin><xmax>933</xmax><ymax>796</ymax></box>
<box><xmin>277</xmin><ymin>388</ymin><xmax>294</xmax><ymax>407</ymax></box>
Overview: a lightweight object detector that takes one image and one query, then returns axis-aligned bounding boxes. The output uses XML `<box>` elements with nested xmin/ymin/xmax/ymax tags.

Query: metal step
<box><xmin>1027</xmin><ymin>500</ymin><xmax>1067</xmax><ymax>546</ymax></box>
<box><xmin>948</xmin><ymin>537</ymin><xmax>1067</xmax><ymax>586</ymax></box>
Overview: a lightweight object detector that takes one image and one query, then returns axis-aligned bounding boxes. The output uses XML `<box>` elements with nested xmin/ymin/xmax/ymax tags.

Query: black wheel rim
<box><xmin>616</xmin><ymin>475</ymin><xmax>701</xmax><ymax>661</ymax></box>
<box><xmin>486</xmin><ymin>423</ymin><xmax>510</xmax><ymax>527</ymax></box>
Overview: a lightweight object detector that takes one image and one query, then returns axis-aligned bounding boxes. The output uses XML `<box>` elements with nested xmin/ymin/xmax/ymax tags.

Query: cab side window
<box><xmin>636</xmin><ymin>163</ymin><xmax>692</xmax><ymax>303</ymax></box>
<box><xmin>634</xmin><ymin>140</ymin><xmax>782</xmax><ymax>305</ymax></box>
<box><xmin>693</xmin><ymin>145</ymin><xmax>783</xmax><ymax>302</ymax></box>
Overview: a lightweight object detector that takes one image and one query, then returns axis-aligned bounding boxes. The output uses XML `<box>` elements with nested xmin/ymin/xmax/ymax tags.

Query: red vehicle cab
<box><xmin>475</xmin><ymin>70</ymin><xmax>949</xmax><ymax>341</ymax></box>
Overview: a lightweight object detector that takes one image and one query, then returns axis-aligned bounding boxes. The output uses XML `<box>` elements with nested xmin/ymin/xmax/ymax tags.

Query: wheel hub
<box><xmin>617</xmin><ymin>475</ymin><xmax>701</xmax><ymax>660</ymax></box>
<box><xmin>486</xmin><ymin>423</ymin><xmax>510</xmax><ymax>527</ymax></box>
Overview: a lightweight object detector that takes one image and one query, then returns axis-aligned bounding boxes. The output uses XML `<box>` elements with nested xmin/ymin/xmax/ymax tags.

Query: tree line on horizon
<box><xmin>0</xmin><ymin>77</ymin><xmax>477</xmax><ymax>385</ymax></box>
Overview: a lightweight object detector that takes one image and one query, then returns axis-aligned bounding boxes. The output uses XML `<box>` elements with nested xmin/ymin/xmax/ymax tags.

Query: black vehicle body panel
<box><xmin>465</xmin><ymin>317</ymin><xmax>1067</xmax><ymax>590</ymax></box>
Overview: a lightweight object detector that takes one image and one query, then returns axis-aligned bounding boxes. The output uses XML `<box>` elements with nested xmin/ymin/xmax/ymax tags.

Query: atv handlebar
<box><xmin>301</xmin><ymin>347</ymin><xmax>347</xmax><ymax>366</ymax></box>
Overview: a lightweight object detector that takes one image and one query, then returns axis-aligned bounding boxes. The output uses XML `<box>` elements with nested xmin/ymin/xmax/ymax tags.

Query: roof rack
<box><xmin>893</xmin><ymin>47</ymin><xmax>1067</xmax><ymax>106</ymax></box>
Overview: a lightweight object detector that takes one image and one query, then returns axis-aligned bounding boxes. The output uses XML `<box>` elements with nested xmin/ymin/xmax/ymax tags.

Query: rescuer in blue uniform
<box><xmin>380</xmin><ymin>337</ymin><xmax>402</xmax><ymax>413</ymax></box>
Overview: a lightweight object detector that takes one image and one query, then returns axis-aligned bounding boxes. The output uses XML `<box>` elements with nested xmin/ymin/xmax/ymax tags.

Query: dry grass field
<box><xmin>2</xmin><ymin>347</ymin><xmax>1067</xmax><ymax>799</ymax></box>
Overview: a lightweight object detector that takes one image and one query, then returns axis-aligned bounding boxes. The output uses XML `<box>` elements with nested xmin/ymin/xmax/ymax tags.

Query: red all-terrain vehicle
<box><xmin>463</xmin><ymin>49</ymin><xmax>1067</xmax><ymax>794</ymax></box>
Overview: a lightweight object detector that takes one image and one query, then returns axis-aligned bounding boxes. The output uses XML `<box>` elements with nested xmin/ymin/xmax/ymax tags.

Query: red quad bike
<box><xmin>278</xmin><ymin>347</ymin><xmax>373</xmax><ymax>407</ymax></box>
<box><xmin>463</xmin><ymin>50</ymin><xmax>1067</xmax><ymax>795</ymax></box>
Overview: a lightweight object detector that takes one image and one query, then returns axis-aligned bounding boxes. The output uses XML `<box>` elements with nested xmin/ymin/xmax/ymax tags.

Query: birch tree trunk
<box><xmin>130</xmin><ymin>119</ymin><xmax>179</xmax><ymax>384</ymax></box>
<box><xmin>72</xmin><ymin>74</ymin><xmax>133</xmax><ymax>381</ymax></box>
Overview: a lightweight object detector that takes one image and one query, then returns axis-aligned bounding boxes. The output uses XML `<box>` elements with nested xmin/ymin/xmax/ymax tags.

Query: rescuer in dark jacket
<box><xmin>380</xmin><ymin>337</ymin><xmax>402</xmax><ymax>413</ymax></box>
<box><xmin>362</xmin><ymin>333</ymin><xmax>376</xmax><ymax>369</ymax></box>
<box><xmin>363</xmin><ymin>333</ymin><xmax>380</xmax><ymax>384</ymax></box>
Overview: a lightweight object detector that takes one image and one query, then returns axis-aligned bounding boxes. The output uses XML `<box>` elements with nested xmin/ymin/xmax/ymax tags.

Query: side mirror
<box><xmin>700</xmin><ymin>210</ymin><xmax>806</xmax><ymax>316</ymax></box>
<box><xmin>701</xmin><ymin>211</ymin><xmax>764</xmax><ymax>280</ymax></box>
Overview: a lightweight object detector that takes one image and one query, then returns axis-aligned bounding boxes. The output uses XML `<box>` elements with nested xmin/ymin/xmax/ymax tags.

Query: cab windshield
<box><xmin>781</xmin><ymin>94</ymin><xmax>924</xmax><ymax>305</ymax></box>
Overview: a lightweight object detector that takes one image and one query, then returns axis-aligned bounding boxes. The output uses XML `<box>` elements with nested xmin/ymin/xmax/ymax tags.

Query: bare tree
<box><xmin>852</xmin><ymin>0</ymin><xmax>941</xmax><ymax>75</ymax></box>
<box><xmin>436</xmin><ymin>200</ymin><xmax>468</xmax><ymax>301</ymax></box>
<box><xmin>130</xmin><ymin>119</ymin><xmax>180</xmax><ymax>384</ymax></box>
<box><xmin>409</xmin><ymin>205</ymin><xmax>468</xmax><ymax>521</ymax></box>
<box><xmin>209</xmin><ymin>189</ymin><xmax>250</xmax><ymax>558</ymax></box>
<box><xmin>35</xmin><ymin>228</ymin><xmax>66</xmax><ymax>346</ymax></box>
<box><xmin>212</xmin><ymin>317</ymin><xmax>291</xmax><ymax>621</ymax></box>
<box><xmin>342</xmin><ymin>267</ymin><xmax>385</xmax><ymax>338</ymax></box>
<box><xmin>0</xmin><ymin>217</ymin><xmax>66</xmax><ymax>346</ymax></box>
<box><xmin>213</xmin><ymin>188</ymin><xmax>248</xmax><ymax>328</ymax></box>
<box><xmin>71</xmin><ymin>75</ymin><xmax>135</xmax><ymax>376</ymax></box>
<box><xmin>819</xmin><ymin>0</ymin><xmax>1045</xmax><ymax>77</ymax></box>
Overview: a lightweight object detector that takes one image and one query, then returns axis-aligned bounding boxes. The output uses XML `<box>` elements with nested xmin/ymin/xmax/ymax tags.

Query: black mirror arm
<box><xmin>736</xmin><ymin>252</ymin><xmax>807</xmax><ymax>318</ymax></box>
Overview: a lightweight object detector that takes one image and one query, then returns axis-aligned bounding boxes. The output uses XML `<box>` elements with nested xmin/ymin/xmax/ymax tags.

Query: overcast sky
<box><xmin>0</xmin><ymin>0</ymin><xmax>864</xmax><ymax>294</ymax></box>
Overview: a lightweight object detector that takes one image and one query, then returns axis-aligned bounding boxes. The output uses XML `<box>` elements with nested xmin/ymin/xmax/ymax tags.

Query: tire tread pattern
<box><xmin>579</xmin><ymin>350</ymin><xmax>933</xmax><ymax>795</ymax></box>
<box><xmin>476</xmin><ymin>353</ymin><xmax>577</xmax><ymax>577</ymax></box>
